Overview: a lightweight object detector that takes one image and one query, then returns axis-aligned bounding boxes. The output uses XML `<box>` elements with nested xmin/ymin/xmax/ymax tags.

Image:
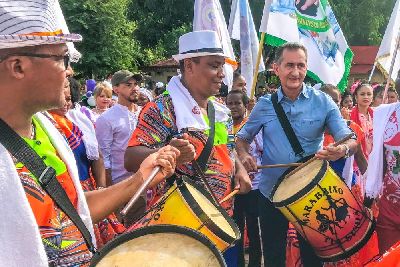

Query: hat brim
<box><xmin>0</xmin><ymin>33</ymin><xmax>82</xmax><ymax>49</ymax></box>
<box><xmin>172</xmin><ymin>51</ymin><xmax>229</xmax><ymax>62</ymax></box>
<box><xmin>120</xmin><ymin>73</ymin><xmax>143</xmax><ymax>84</ymax></box>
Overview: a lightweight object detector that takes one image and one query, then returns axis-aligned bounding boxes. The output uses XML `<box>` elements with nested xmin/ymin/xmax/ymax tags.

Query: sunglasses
<box><xmin>0</xmin><ymin>53</ymin><xmax>70</xmax><ymax>70</ymax></box>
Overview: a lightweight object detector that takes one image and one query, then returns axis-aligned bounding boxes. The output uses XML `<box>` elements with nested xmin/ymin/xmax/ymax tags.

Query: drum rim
<box><xmin>179</xmin><ymin>177</ymin><xmax>241</xmax><ymax>246</ymax></box>
<box><xmin>89</xmin><ymin>225</ymin><xmax>227</xmax><ymax>267</ymax></box>
<box><xmin>271</xmin><ymin>159</ymin><xmax>327</xmax><ymax>207</ymax></box>
<box><xmin>319</xmin><ymin>216</ymin><xmax>376</xmax><ymax>262</ymax></box>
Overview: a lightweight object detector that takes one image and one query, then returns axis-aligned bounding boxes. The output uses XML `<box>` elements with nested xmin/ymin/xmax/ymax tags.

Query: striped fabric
<box><xmin>0</xmin><ymin>0</ymin><xmax>81</xmax><ymax>48</ymax></box>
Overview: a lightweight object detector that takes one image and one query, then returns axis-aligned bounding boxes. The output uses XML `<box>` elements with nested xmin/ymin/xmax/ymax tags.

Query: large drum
<box><xmin>271</xmin><ymin>159</ymin><xmax>375</xmax><ymax>262</ymax></box>
<box><xmin>90</xmin><ymin>225</ymin><xmax>226</xmax><ymax>266</ymax></box>
<box><xmin>130</xmin><ymin>177</ymin><xmax>240</xmax><ymax>251</ymax></box>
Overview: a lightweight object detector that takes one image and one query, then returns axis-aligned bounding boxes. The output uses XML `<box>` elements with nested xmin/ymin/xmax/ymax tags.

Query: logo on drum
<box><xmin>314</xmin><ymin>195</ymin><xmax>350</xmax><ymax>235</ymax></box>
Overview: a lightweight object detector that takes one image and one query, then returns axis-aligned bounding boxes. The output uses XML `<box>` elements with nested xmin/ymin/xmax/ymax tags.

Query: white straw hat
<box><xmin>0</xmin><ymin>0</ymin><xmax>82</xmax><ymax>49</ymax></box>
<box><xmin>172</xmin><ymin>30</ymin><xmax>229</xmax><ymax>62</ymax></box>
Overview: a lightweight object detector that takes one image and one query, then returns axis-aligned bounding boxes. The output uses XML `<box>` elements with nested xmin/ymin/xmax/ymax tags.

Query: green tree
<box><xmin>61</xmin><ymin>0</ymin><xmax>140</xmax><ymax>78</ymax></box>
<box><xmin>330</xmin><ymin>0</ymin><xmax>396</xmax><ymax>45</ymax></box>
<box><xmin>127</xmin><ymin>0</ymin><xmax>194</xmax><ymax>65</ymax></box>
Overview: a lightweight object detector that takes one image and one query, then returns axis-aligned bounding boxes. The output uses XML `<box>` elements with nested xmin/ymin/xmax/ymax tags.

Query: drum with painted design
<box><xmin>129</xmin><ymin>177</ymin><xmax>240</xmax><ymax>251</ymax></box>
<box><xmin>271</xmin><ymin>159</ymin><xmax>375</xmax><ymax>262</ymax></box>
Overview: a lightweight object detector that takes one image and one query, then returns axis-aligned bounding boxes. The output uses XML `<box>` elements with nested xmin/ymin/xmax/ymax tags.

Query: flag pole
<box><xmin>368</xmin><ymin>62</ymin><xmax>376</xmax><ymax>82</ymax></box>
<box><xmin>250</xmin><ymin>32</ymin><xmax>265</xmax><ymax>98</ymax></box>
<box><xmin>383</xmin><ymin>27</ymin><xmax>400</xmax><ymax>103</ymax></box>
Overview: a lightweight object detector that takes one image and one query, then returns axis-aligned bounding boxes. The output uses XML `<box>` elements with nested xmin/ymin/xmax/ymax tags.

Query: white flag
<box><xmin>260</xmin><ymin>0</ymin><xmax>353</xmax><ymax>91</ymax></box>
<box><xmin>375</xmin><ymin>0</ymin><xmax>400</xmax><ymax>82</ymax></box>
<box><xmin>229</xmin><ymin>0</ymin><xmax>265</xmax><ymax>96</ymax></box>
<box><xmin>193</xmin><ymin>0</ymin><xmax>236</xmax><ymax>90</ymax></box>
<box><xmin>259</xmin><ymin>0</ymin><xmax>273</xmax><ymax>33</ymax></box>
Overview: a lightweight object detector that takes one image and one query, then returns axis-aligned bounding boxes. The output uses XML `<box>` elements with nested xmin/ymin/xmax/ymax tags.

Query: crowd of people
<box><xmin>2</xmin><ymin>1</ymin><xmax>400</xmax><ymax>267</ymax></box>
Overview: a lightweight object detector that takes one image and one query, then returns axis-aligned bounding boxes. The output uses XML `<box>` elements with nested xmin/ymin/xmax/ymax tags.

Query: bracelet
<box><xmin>342</xmin><ymin>144</ymin><xmax>350</xmax><ymax>158</ymax></box>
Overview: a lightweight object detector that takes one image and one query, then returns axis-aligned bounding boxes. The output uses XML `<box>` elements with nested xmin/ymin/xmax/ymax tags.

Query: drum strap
<box><xmin>271</xmin><ymin>92</ymin><xmax>305</xmax><ymax>158</ymax></box>
<box><xmin>0</xmin><ymin>117</ymin><xmax>96</xmax><ymax>253</ymax></box>
<box><xmin>196</xmin><ymin>100</ymin><xmax>215</xmax><ymax>172</ymax></box>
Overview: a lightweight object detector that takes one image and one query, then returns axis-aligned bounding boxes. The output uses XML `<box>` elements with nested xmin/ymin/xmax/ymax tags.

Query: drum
<box><xmin>130</xmin><ymin>177</ymin><xmax>240</xmax><ymax>251</ymax></box>
<box><xmin>90</xmin><ymin>225</ymin><xmax>226</xmax><ymax>267</ymax></box>
<box><xmin>271</xmin><ymin>159</ymin><xmax>375</xmax><ymax>262</ymax></box>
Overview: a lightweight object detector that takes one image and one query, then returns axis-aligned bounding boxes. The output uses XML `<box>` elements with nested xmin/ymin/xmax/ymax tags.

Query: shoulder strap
<box><xmin>0</xmin><ymin>118</ymin><xmax>96</xmax><ymax>253</ymax></box>
<box><xmin>271</xmin><ymin>92</ymin><xmax>305</xmax><ymax>158</ymax></box>
<box><xmin>196</xmin><ymin>100</ymin><xmax>215</xmax><ymax>171</ymax></box>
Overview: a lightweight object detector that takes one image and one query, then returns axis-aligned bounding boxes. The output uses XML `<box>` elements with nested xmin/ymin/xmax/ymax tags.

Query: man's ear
<box><xmin>272</xmin><ymin>62</ymin><xmax>279</xmax><ymax>76</ymax></box>
<box><xmin>3</xmin><ymin>56</ymin><xmax>28</xmax><ymax>79</ymax></box>
<box><xmin>112</xmin><ymin>85</ymin><xmax>119</xmax><ymax>95</ymax></box>
<box><xmin>184</xmin><ymin>58</ymin><xmax>194</xmax><ymax>75</ymax></box>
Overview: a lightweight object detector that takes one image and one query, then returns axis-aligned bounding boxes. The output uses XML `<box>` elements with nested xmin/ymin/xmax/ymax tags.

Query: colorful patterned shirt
<box><xmin>15</xmin><ymin>118</ymin><xmax>91</xmax><ymax>266</ymax></box>
<box><xmin>127</xmin><ymin>91</ymin><xmax>235</xmax><ymax>214</ymax></box>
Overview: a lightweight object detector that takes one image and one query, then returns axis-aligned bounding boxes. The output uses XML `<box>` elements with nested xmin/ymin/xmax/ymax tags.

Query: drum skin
<box><xmin>271</xmin><ymin>160</ymin><xmax>375</xmax><ymax>262</ymax></box>
<box><xmin>90</xmin><ymin>225</ymin><xmax>227</xmax><ymax>267</ymax></box>
<box><xmin>130</xmin><ymin>177</ymin><xmax>240</xmax><ymax>251</ymax></box>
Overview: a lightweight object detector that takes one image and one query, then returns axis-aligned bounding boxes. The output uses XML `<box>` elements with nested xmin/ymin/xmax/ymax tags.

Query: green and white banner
<box><xmin>260</xmin><ymin>0</ymin><xmax>353</xmax><ymax>91</ymax></box>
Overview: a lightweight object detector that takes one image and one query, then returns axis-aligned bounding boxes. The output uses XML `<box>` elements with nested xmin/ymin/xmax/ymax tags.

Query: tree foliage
<box><xmin>60</xmin><ymin>0</ymin><xmax>140</xmax><ymax>78</ymax></box>
<box><xmin>330</xmin><ymin>0</ymin><xmax>396</xmax><ymax>45</ymax></box>
<box><xmin>61</xmin><ymin>0</ymin><xmax>397</xmax><ymax>76</ymax></box>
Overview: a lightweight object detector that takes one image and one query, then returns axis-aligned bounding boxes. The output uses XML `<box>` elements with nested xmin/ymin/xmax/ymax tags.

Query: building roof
<box><xmin>350</xmin><ymin>46</ymin><xmax>379</xmax><ymax>74</ymax></box>
<box><xmin>143</xmin><ymin>58</ymin><xmax>179</xmax><ymax>71</ymax></box>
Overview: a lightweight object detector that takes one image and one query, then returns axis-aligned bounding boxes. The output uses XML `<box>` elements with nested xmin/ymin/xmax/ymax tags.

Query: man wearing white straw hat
<box><xmin>125</xmin><ymin>30</ymin><xmax>252</xmax><ymax>263</ymax></box>
<box><xmin>0</xmin><ymin>1</ymin><xmax>179</xmax><ymax>266</ymax></box>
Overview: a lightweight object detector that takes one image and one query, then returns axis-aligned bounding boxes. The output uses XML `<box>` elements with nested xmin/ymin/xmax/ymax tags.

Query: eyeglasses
<box><xmin>0</xmin><ymin>53</ymin><xmax>70</xmax><ymax>70</ymax></box>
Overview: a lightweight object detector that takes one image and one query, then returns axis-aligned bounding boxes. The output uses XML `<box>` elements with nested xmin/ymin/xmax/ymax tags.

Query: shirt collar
<box><xmin>115</xmin><ymin>103</ymin><xmax>139</xmax><ymax>113</ymax></box>
<box><xmin>277</xmin><ymin>83</ymin><xmax>309</xmax><ymax>102</ymax></box>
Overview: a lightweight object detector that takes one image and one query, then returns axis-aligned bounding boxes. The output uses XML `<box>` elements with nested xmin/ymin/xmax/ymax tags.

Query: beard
<box><xmin>127</xmin><ymin>93</ymin><xmax>139</xmax><ymax>103</ymax></box>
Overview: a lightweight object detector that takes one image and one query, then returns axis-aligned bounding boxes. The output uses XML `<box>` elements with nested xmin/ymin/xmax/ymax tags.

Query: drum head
<box><xmin>90</xmin><ymin>225</ymin><xmax>226</xmax><ymax>267</ymax></box>
<box><xmin>180</xmin><ymin>177</ymin><xmax>240</xmax><ymax>243</ymax></box>
<box><xmin>272</xmin><ymin>159</ymin><xmax>326</xmax><ymax>205</ymax></box>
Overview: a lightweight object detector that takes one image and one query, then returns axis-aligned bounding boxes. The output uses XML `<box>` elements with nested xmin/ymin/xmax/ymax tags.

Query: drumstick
<box><xmin>287</xmin><ymin>133</ymin><xmax>355</xmax><ymax>177</ymax></box>
<box><xmin>219</xmin><ymin>188</ymin><xmax>240</xmax><ymax>204</ymax></box>
<box><xmin>257</xmin><ymin>163</ymin><xmax>302</xmax><ymax>169</ymax></box>
<box><xmin>120</xmin><ymin>166</ymin><xmax>160</xmax><ymax>217</ymax></box>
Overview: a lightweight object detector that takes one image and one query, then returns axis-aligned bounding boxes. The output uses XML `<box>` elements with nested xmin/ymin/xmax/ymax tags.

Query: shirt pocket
<box><xmin>294</xmin><ymin>118</ymin><xmax>323</xmax><ymax>140</ymax></box>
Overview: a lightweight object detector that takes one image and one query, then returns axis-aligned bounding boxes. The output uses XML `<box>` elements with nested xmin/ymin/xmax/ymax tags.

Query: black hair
<box><xmin>68</xmin><ymin>77</ymin><xmax>81</xmax><ymax>105</ymax></box>
<box><xmin>352</xmin><ymin>82</ymin><xmax>372</xmax><ymax>97</ymax></box>
<box><xmin>227</xmin><ymin>89</ymin><xmax>249</xmax><ymax>106</ymax></box>
<box><xmin>373</xmin><ymin>85</ymin><xmax>384</xmax><ymax>100</ymax></box>
<box><xmin>233</xmin><ymin>71</ymin><xmax>242</xmax><ymax>83</ymax></box>
<box><xmin>179</xmin><ymin>57</ymin><xmax>200</xmax><ymax>74</ymax></box>
<box><xmin>340</xmin><ymin>90</ymin><xmax>352</xmax><ymax>107</ymax></box>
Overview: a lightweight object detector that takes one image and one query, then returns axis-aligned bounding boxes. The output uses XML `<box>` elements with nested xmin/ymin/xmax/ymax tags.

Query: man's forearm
<box><xmin>85</xmin><ymin>172</ymin><xmax>144</xmax><ymax>223</ymax></box>
<box><xmin>124</xmin><ymin>146</ymin><xmax>159</xmax><ymax>172</ymax></box>
<box><xmin>235</xmin><ymin>137</ymin><xmax>251</xmax><ymax>157</ymax></box>
<box><xmin>105</xmin><ymin>169</ymin><xmax>112</xmax><ymax>187</ymax></box>
<box><xmin>91</xmin><ymin>153</ymin><xmax>107</xmax><ymax>188</ymax></box>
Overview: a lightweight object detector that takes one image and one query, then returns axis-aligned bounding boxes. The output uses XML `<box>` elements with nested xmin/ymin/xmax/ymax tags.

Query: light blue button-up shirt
<box><xmin>236</xmin><ymin>84</ymin><xmax>351</xmax><ymax>198</ymax></box>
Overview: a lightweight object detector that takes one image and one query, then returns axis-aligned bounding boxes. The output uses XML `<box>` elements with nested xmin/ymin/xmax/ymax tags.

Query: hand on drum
<box><xmin>139</xmin><ymin>145</ymin><xmax>180</xmax><ymax>188</ymax></box>
<box><xmin>169</xmin><ymin>133</ymin><xmax>196</xmax><ymax>166</ymax></box>
<box><xmin>315</xmin><ymin>144</ymin><xmax>346</xmax><ymax>161</ymax></box>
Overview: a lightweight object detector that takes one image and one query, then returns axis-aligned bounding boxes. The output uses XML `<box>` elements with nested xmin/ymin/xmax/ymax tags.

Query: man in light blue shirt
<box><xmin>236</xmin><ymin>42</ymin><xmax>357</xmax><ymax>267</ymax></box>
